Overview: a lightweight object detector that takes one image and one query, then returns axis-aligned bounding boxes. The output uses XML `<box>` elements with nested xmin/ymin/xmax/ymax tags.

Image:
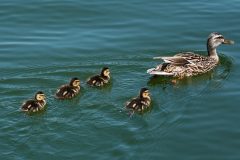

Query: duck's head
<box><xmin>69</xmin><ymin>77</ymin><xmax>80</xmax><ymax>87</ymax></box>
<box><xmin>101</xmin><ymin>67</ymin><xmax>110</xmax><ymax>78</ymax></box>
<box><xmin>35</xmin><ymin>91</ymin><xmax>46</xmax><ymax>101</ymax></box>
<box><xmin>139</xmin><ymin>88</ymin><xmax>151</xmax><ymax>99</ymax></box>
<box><xmin>207</xmin><ymin>32</ymin><xmax>234</xmax><ymax>57</ymax></box>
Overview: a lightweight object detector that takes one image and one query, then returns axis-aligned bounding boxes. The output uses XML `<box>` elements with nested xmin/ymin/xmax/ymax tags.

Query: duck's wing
<box><xmin>148</xmin><ymin>52</ymin><xmax>197</xmax><ymax>75</ymax></box>
<box><xmin>153</xmin><ymin>56</ymin><xmax>193</xmax><ymax>66</ymax></box>
<box><xmin>153</xmin><ymin>51</ymin><xmax>202</xmax><ymax>65</ymax></box>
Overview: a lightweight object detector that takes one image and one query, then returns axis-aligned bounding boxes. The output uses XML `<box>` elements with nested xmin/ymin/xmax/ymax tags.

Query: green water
<box><xmin>0</xmin><ymin>0</ymin><xmax>240</xmax><ymax>159</ymax></box>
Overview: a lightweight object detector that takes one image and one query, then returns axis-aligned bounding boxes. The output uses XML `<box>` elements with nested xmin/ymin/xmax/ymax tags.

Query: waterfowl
<box><xmin>21</xmin><ymin>91</ymin><xmax>46</xmax><ymax>112</ymax></box>
<box><xmin>147</xmin><ymin>32</ymin><xmax>234</xmax><ymax>78</ymax></box>
<box><xmin>55</xmin><ymin>77</ymin><xmax>81</xmax><ymax>99</ymax></box>
<box><xmin>126</xmin><ymin>88</ymin><xmax>151</xmax><ymax>112</ymax></box>
<box><xmin>87</xmin><ymin>67</ymin><xmax>111</xmax><ymax>87</ymax></box>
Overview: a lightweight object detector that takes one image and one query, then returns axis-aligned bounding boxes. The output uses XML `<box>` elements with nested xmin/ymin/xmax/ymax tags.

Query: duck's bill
<box><xmin>223</xmin><ymin>39</ymin><xmax>234</xmax><ymax>45</ymax></box>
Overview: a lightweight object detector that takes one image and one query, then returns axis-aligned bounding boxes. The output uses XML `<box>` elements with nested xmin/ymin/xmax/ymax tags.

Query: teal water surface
<box><xmin>0</xmin><ymin>0</ymin><xmax>240</xmax><ymax>160</ymax></box>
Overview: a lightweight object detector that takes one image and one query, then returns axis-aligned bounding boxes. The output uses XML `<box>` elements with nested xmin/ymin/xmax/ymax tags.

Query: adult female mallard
<box><xmin>147</xmin><ymin>32</ymin><xmax>234</xmax><ymax>78</ymax></box>
<box><xmin>87</xmin><ymin>67</ymin><xmax>111</xmax><ymax>87</ymax></box>
<box><xmin>126</xmin><ymin>88</ymin><xmax>151</xmax><ymax>112</ymax></box>
<box><xmin>21</xmin><ymin>91</ymin><xmax>46</xmax><ymax>113</ymax></box>
<box><xmin>55</xmin><ymin>77</ymin><xmax>81</xmax><ymax>99</ymax></box>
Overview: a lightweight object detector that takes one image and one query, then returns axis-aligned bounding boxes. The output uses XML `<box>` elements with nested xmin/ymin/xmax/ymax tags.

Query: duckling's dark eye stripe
<box><xmin>216</xmin><ymin>36</ymin><xmax>224</xmax><ymax>39</ymax></box>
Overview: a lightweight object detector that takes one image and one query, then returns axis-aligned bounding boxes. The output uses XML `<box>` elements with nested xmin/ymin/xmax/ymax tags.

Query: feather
<box><xmin>148</xmin><ymin>70</ymin><xmax>174</xmax><ymax>76</ymax></box>
<box><xmin>154</xmin><ymin>56</ymin><xmax>192</xmax><ymax>65</ymax></box>
<box><xmin>63</xmin><ymin>91</ymin><xmax>68</xmax><ymax>96</ymax></box>
<box><xmin>147</xmin><ymin>68</ymin><xmax>155</xmax><ymax>74</ymax></box>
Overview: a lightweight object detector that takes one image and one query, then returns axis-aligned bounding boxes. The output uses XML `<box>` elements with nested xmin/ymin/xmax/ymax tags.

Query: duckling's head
<box><xmin>101</xmin><ymin>67</ymin><xmax>110</xmax><ymax>78</ymax></box>
<box><xmin>139</xmin><ymin>88</ymin><xmax>151</xmax><ymax>99</ymax></box>
<box><xmin>35</xmin><ymin>91</ymin><xmax>45</xmax><ymax>101</ymax></box>
<box><xmin>69</xmin><ymin>77</ymin><xmax>80</xmax><ymax>87</ymax></box>
<box><xmin>207</xmin><ymin>32</ymin><xmax>234</xmax><ymax>55</ymax></box>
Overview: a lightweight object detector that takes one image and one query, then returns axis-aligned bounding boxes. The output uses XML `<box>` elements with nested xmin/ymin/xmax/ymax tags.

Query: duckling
<box><xmin>147</xmin><ymin>32</ymin><xmax>234</xmax><ymax>78</ymax></box>
<box><xmin>126</xmin><ymin>88</ymin><xmax>151</xmax><ymax>112</ymax></box>
<box><xmin>21</xmin><ymin>91</ymin><xmax>46</xmax><ymax>113</ymax></box>
<box><xmin>55</xmin><ymin>77</ymin><xmax>81</xmax><ymax>99</ymax></box>
<box><xmin>87</xmin><ymin>67</ymin><xmax>111</xmax><ymax>87</ymax></box>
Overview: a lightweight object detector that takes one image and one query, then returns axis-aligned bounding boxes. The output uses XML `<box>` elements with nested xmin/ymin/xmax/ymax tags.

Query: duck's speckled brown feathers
<box><xmin>156</xmin><ymin>52</ymin><xmax>218</xmax><ymax>78</ymax></box>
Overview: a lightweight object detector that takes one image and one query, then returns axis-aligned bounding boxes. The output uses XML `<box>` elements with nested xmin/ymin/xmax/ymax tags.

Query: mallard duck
<box><xmin>147</xmin><ymin>32</ymin><xmax>234</xmax><ymax>78</ymax></box>
<box><xmin>126</xmin><ymin>88</ymin><xmax>151</xmax><ymax>112</ymax></box>
<box><xmin>55</xmin><ymin>77</ymin><xmax>81</xmax><ymax>99</ymax></box>
<box><xmin>21</xmin><ymin>91</ymin><xmax>46</xmax><ymax>112</ymax></box>
<box><xmin>87</xmin><ymin>67</ymin><xmax>111</xmax><ymax>87</ymax></box>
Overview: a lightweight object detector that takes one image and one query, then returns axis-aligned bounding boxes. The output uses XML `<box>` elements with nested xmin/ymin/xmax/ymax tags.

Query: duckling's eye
<box><xmin>37</xmin><ymin>94</ymin><xmax>44</xmax><ymax>100</ymax></box>
<box><xmin>74</xmin><ymin>81</ymin><xmax>80</xmax><ymax>85</ymax></box>
<box><xmin>143</xmin><ymin>92</ymin><xmax>149</xmax><ymax>97</ymax></box>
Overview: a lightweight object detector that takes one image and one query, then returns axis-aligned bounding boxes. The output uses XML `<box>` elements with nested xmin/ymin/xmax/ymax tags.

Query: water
<box><xmin>0</xmin><ymin>0</ymin><xmax>240</xmax><ymax>159</ymax></box>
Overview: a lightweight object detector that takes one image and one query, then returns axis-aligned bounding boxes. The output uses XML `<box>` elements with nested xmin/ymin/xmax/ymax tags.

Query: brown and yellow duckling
<box><xmin>21</xmin><ymin>91</ymin><xmax>46</xmax><ymax>113</ymax></box>
<box><xmin>147</xmin><ymin>32</ymin><xmax>234</xmax><ymax>78</ymax></box>
<box><xmin>87</xmin><ymin>67</ymin><xmax>111</xmax><ymax>87</ymax></box>
<box><xmin>126</xmin><ymin>88</ymin><xmax>151</xmax><ymax>112</ymax></box>
<box><xmin>55</xmin><ymin>77</ymin><xmax>81</xmax><ymax>99</ymax></box>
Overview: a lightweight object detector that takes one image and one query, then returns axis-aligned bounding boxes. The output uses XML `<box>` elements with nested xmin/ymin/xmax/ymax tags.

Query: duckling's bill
<box><xmin>223</xmin><ymin>39</ymin><xmax>234</xmax><ymax>45</ymax></box>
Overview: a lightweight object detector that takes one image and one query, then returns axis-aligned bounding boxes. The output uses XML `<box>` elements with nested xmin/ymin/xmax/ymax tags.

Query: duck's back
<box><xmin>87</xmin><ymin>75</ymin><xmax>104</xmax><ymax>86</ymax></box>
<box><xmin>56</xmin><ymin>85</ymin><xmax>79</xmax><ymax>99</ymax></box>
<box><xmin>162</xmin><ymin>52</ymin><xmax>218</xmax><ymax>77</ymax></box>
<box><xmin>22</xmin><ymin>100</ymin><xmax>40</xmax><ymax>112</ymax></box>
<box><xmin>126</xmin><ymin>97</ymin><xmax>151</xmax><ymax>112</ymax></box>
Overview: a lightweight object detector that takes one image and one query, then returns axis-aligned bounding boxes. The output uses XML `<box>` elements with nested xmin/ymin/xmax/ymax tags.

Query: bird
<box><xmin>87</xmin><ymin>67</ymin><xmax>111</xmax><ymax>87</ymax></box>
<box><xmin>147</xmin><ymin>32</ymin><xmax>234</xmax><ymax>78</ymax></box>
<box><xmin>126</xmin><ymin>88</ymin><xmax>151</xmax><ymax>112</ymax></box>
<box><xmin>21</xmin><ymin>91</ymin><xmax>46</xmax><ymax>113</ymax></box>
<box><xmin>55</xmin><ymin>77</ymin><xmax>81</xmax><ymax>99</ymax></box>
